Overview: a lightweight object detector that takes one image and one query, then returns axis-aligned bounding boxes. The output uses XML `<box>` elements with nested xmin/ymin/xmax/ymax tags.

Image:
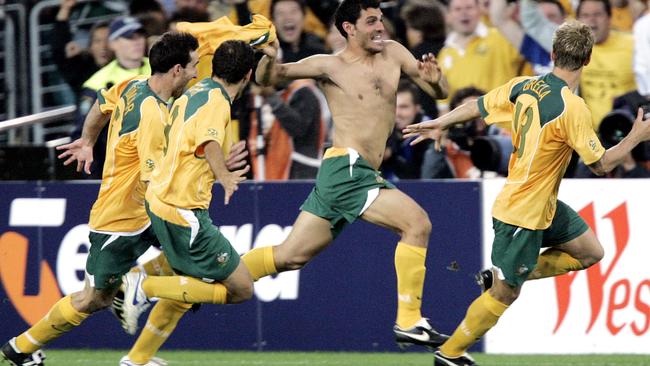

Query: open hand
<box><xmin>225</xmin><ymin>141</ymin><xmax>248</xmax><ymax>171</ymax></box>
<box><xmin>261</xmin><ymin>39</ymin><xmax>280</xmax><ymax>59</ymax></box>
<box><xmin>220</xmin><ymin>165</ymin><xmax>250</xmax><ymax>205</ymax></box>
<box><xmin>56</xmin><ymin>138</ymin><xmax>94</xmax><ymax>174</ymax></box>
<box><xmin>403</xmin><ymin>119</ymin><xmax>446</xmax><ymax>151</ymax></box>
<box><xmin>630</xmin><ymin>107</ymin><xmax>650</xmax><ymax>143</ymax></box>
<box><xmin>417</xmin><ymin>53</ymin><xmax>442</xmax><ymax>85</ymax></box>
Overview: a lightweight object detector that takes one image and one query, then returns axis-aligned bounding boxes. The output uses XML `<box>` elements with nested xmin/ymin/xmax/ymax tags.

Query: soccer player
<box><xmin>402</xmin><ymin>20</ymin><xmax>650</xmax><ymax>366</ymax></box>
<box><xmin>0</xmin><ymin>32</ymin><xmax>200</xmax><ymax>366</ymax></box>
<box><xmin>119</xmin><ymin>40</ymin><xmax>256</xmax><ymax>332</ymax></box>
<box><xmin>243</xmin><ymin>0</ymin><xmax>450</xmax><ymax>349</ymax></box>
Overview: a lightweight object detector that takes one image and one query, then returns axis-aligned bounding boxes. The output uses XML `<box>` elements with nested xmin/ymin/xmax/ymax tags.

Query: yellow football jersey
<box><xmin>478</xmin><ymin>73</ymin><xmax>605</xmax><ymax>230</ymax></box>
<box><xmin>89</xmin><ymin>76</ymin><xmax>170</xmax><ymax>233</ymax></box>
<box><xmin>176</xmin><ymin>15</ymin><xmax>276</xmax><ymax>88</ymax></box>
<box><xmin>438</xmin><ymin>25</ymin><xmax>529</xmax><ymax>107</ymax></box>
<box><xmin>581</xmin><ymin>31</ymin><xmax>637</xmax><ymax>128</ymax></box>
<box><xmin>148</xmin><ymin>78</ymin><xmax>233</xmax><ymax>212</ymax></box>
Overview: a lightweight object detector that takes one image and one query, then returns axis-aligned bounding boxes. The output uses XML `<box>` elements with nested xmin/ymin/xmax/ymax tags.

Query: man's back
<box><xmin>89</xmin><ymin>77</ymin><xmax>169</xmax><ymax>233</ymax></box>
<box><xmin>478</xmin><ymin>73</ymin><xmax>605</xmax><ymax>229</ymax></box>
<box><xmin>149</xmin><ymin>78</ymin><xmax>234</xmax><ymax>210</ymax></box>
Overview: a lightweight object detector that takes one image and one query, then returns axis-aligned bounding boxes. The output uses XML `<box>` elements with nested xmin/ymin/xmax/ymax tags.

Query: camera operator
<box><xmin>381</xmin><ymin>80</ymin><xmax>433</xmax><ymax>180</ymax></box>
<box><xmin>421</xmin><ymin>87</ymin><xmax>506</xmax><ymax>178</ymax></box>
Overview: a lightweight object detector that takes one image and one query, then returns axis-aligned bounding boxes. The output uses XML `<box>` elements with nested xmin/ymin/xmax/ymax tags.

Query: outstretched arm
<box><xmin>392</xmin><ymin>41</ymin><xmax>448</xmax><ymax>100</ymax></box>
<box><xmin>403</xmin><ymin>99</ymin><xmax>480</xmax><ymax>149</ymax></box>
<box><xmin>256</xmin><ymin>41</ymin><xmax>330</xmax><ymax>86</ymax></box>
<box><xmin>588</xmin><ymin>108</ymin><xmax>650</xmax><ymax>175</ymax></box>
<box><xmin>56</xmin><ymin>100</ymin><xmax>110</xmax><ymax>174</ymax></box>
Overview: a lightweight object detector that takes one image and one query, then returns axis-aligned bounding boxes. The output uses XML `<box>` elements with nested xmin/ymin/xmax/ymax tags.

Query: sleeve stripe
<box><xmin>477</xmin><ymin>96</ymin><xmax>489</xmax><ymax>119</ymax></box>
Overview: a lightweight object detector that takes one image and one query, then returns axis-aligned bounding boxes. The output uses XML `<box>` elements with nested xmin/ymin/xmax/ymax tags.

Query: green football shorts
<box><xmin>301</xmin><ymin>147</ymin><xmax>395</xmax><ymax>238</ymax></box>
<box><xmin>491</xmin><ymin>200</ymin><xmax>589</xmax><ymax>287</ymax></box>
<box><xmin>86</xmin><ymin>227</ymin><xmax>156</xmax><ymax>289</ymax></box>
<box><xmin>145</xmin><ymin>201</ymin><xmax>240</xmax><ymax>282</ymax></box>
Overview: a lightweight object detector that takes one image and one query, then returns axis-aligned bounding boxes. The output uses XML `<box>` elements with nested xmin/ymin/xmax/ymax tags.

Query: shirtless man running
<box><xmin>242</xmin><ymin>0</ymin><xmax>450</xmax><ymax>349</ymax></box>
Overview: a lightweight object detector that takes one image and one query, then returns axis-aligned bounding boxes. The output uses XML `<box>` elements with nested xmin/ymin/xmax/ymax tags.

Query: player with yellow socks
<box><xmin>1</xmin><ymin>32</ymin><xmax>200</xmax><ymax>366</ymax></box>
<box><xmin>404</xmin><ymin>21</ymin><xmax>650</xmax><ymax>366</ymax></box>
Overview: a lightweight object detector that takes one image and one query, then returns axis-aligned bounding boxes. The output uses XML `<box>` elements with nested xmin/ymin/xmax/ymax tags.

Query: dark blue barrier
<box><xmin>0</xmin><ymin>181</ymin><xmax>482</xmax><ymax>352</ymax></box>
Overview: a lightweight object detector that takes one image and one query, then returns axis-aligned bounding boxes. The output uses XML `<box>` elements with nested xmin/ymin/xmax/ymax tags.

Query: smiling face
<box><xmin>273</xmin><ymin>0</ymin><xmax>305</xmax><ymax>46</ymax></box>
<box><xmin>347</xmin><ymin>7</ymin><xmax>386</xmax><ymax>54</ymax></box>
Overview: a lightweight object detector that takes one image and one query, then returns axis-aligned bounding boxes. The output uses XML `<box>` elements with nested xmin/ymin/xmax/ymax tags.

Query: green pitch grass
<box><xmin>38</xmin><ymin>350</ymin><xmax>650</xmax><ymax>366</ymax></box>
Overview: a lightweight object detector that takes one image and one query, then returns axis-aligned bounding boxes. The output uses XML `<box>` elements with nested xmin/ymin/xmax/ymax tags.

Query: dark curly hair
<box><xmin>211</xmin><ymin>40</ymin><xmax>255</xmax><ymax>84</ymax></box>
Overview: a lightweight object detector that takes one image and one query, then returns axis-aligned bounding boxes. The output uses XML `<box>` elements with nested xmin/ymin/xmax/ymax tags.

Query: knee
<box><xmin>283</xmin><ymin>253</ymin><xmax>310</xmax><ymax>271</ymax></box>
<box><xmin>402</xmin><ymin>209</ymin><xmax>431</xmax><ymax>242</ymax></box>
<box><xmin>228</xmin><ymin>281</ymin><xmax>254</xmax><ymax>304</ymax></box>
<box><xmin>71</xmin><ymin>290</ymin><xmax>114</xmax><ymax>313</ymax></box>
<box><xmin>275</xmin><ymin>244</ymin><xmax>311</xmax><ymax>271</ymax></box>
<box><xmin>581</xmin><ymin>243</ymin><xmax>604</xmax><ymax>269</ymax></box>
<box><xmin>489</xmin><ymin>284</ymin><xmax>521</xmax><ymax>305</ymax></box>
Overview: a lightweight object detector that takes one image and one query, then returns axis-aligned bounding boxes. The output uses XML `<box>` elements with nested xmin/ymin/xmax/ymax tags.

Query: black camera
<box><xmin>469</xmin><ymin>135</ymin><xmax>513</xmax><ymax>176</ymax></box>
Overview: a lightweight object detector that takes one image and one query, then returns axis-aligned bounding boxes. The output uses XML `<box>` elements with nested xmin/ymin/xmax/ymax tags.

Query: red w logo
<box><xmin>553</xmin><ymin>202</ymin><xmax>632</xmax><ymax>334</ymax></box>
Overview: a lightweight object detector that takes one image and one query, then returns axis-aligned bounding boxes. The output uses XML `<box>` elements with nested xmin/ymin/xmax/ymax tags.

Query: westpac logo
<box><xmin>0</xmin><ymin>198</ymin><xmax>299</xmax><ymax>326</ymax></box>
<box><xmin>553</xmin><ymin>201</ymin><xmax>650</xmax><ymax>336</ymax></box>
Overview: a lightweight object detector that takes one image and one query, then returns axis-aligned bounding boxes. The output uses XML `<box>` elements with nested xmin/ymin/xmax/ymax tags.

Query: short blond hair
<box><xmin>552</xmin><ymin>20</ymin><xmax>594</xmax><ymax>71</ymax></box>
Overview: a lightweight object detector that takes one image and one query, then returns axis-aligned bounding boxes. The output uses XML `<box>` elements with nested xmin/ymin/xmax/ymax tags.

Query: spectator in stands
<box><xmin>421</xmin><ymin>87</ymin><xmax>499</xmax><ymax>179</ymax></box>
<box><xmin>610</xmin><ymin>0</ymin><xmax>637</xmax><ymax>31</ymax></box>
<box><xmin>52</xmin><ymin>0</ymin><xmax>112</xmax><ymax>100</ymax></box>
<box><xmin>491</xmin><ymin>0</ymin><xmax>566</xmax><ymax>75</ymax></box>
<box><xmin>519</xmin><ymin>0</ymin><xmax>561</xmax><ymax>54</ymax></box>
<box><xmin>401</xmin><ymin>0</ymin><xmax>446</xmax><ymax>58</ymax></box>
<box><xmin>437</xmin><ymin>0</ymin><xmax>528</xmax><ymax>111</ymax></box>
<box><xmin>400</xmin><ymin>0</ymin><xmax>446</xmax><ymax>119</ymax></box>
<box><xmin>175</xmin><ymin>0</ymin><xmax>209</xmax><ymax>14</ymax></box>
<box><xmin>272</xmin><ymin>0</ymin><xmax>326</xmax><ymax>63</ymax></box>
<box><xmin>578</xmin><ymin>0</ymin><xmax>637</xmax><ymax>128</ymax></box>
<box><xmin>75</xmin><ymin>16</ymin><xmax>150</xmax><ymax>178</ymax></box>
<box><xmin>226</xmin><ymin>0</ymin><xmax>333</xmax><ymax>40</ymax></box>
<box><xmin>634</xmin><ymin>1</ymin><xmax>650</xmax><ymax>98</ymax></box>
<box><xmin>325</xmin><ymin>22</ymin><xmax>346</xmax><ymax>53</ymax></box>
<box><xmin>168</xmin><ymin>7</ymin><xmax>211</xmax><ymax>31</ymax></box>
<box><xmin>130</xmin><ymin>0</ymin><xmax>168</xmax><ymax>45</ymax></box>
<box><xmin>381</xmin><ymin>80</ymin><xmax>433</xmax><ymax>180</ymax></box>
<box><xmin>249</xmin><ymin>80</ymin><xmax>327</xmax><ymax>180</ymax></box>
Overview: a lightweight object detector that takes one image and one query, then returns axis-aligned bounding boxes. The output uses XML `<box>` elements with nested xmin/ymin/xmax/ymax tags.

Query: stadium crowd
<box><xmin>46</xmin><ymin>0</ymin><xmax>650</xmax><ymax>180</ymax></box>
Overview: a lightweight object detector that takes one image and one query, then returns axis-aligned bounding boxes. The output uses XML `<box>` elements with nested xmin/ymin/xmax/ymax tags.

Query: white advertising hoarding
<box><xmin>482</xmin><ymin>179</ymin><xmax>650</xmax><ymax>354</ymax></box>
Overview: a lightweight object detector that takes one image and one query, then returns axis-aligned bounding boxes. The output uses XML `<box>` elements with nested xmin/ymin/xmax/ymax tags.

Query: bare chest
<box><xmin>327</xmin><ymin>61</ymin><xmax>401</xmax><ymax>104</ymax></box>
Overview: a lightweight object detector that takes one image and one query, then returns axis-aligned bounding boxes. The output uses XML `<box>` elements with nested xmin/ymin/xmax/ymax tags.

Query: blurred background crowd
<box><xmin>1</xmin><ymin>0</ymin><xmax>649</xmax><ymax>181</ymax></box>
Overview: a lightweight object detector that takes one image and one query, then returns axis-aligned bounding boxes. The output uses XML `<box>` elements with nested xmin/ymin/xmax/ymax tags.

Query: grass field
<box><xmin>34</xmin><ymin>350</ymin><xmax>650</xmax><ymax>366</ymax></box>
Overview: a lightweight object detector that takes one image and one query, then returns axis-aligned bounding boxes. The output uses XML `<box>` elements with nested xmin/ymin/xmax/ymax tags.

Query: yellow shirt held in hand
<box><xmin>89</xmin><ymin>76</ymin><xmax>170</xmax><ymax>233</ymax></box>
<box><xmin>148</xmin><ymin>78</ymin><xmax>234</xmax><ymax>214</ymax></box>
<box><xmin>478</xmin><ymin>73</ymin><xmax>605</xmax><ymax>230</ymax></box>
<box><xmin>581</xmin><ymin>31</ymin><xmax>637</xmax><ymax>128</ymax></box>
<box><xmin>177</xmin><ymin>15</ymin><xmax>276</xmax><ymax>88</ymax></box>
